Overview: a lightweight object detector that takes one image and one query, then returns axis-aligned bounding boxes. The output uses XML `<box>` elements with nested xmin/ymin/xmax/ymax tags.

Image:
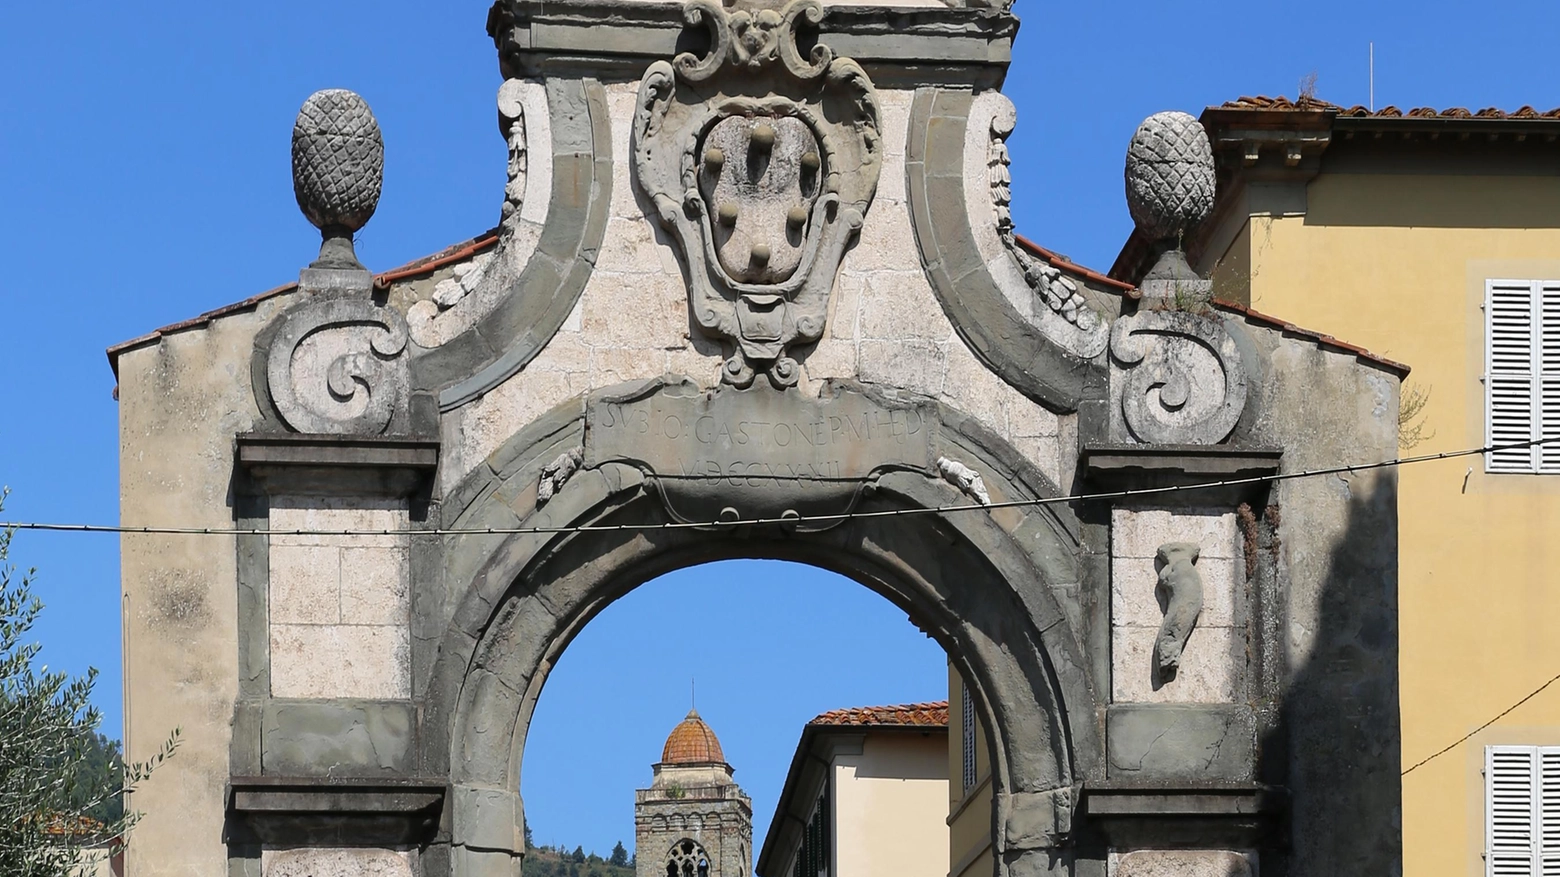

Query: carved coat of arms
<box><xmin>635</xmin><ymin>0</ymin><xmax>881</xmax><ymax>389</ymax></box>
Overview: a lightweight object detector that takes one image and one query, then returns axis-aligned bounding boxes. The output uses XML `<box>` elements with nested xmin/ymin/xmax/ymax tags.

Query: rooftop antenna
<box><xmin>691</xmin><ymin>678</ymin><xmax>696</xmax><ymax>712</ymax></box>
<box><xmin>1369</xmin><ymin>42</ymin><xmax>1375</xmax><ymax>112</ymax></box>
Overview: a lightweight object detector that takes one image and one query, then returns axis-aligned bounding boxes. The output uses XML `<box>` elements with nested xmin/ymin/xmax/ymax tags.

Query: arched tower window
<box><xmin>667</xmin><ymin>839</ymin><xmax>709</xmax><ymax>877</ymax></box>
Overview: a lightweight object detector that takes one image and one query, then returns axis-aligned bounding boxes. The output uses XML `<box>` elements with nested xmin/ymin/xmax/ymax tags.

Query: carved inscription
<box><xmin>585</xmin><ymin>382</ymin><xmax>937</xmax><ymax>527</ymax></box>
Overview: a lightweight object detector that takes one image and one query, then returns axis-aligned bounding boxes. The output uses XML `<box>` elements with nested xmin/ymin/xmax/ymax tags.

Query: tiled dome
<box><xmin>661</xmin><ymin>709</ymin><xmax>725</xmax><ymax>765</ymax></box>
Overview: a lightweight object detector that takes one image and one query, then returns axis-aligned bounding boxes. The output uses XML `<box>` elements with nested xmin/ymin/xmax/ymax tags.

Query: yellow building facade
<box><xmin>1113</xmin><ymin>96</ymin><xmax>1560</xmax><ymax>877</ymax></box>
<box><xmin>947</xmin><ymin>670</ymin><xmax>992</xmax><ymax>877</ymax></box>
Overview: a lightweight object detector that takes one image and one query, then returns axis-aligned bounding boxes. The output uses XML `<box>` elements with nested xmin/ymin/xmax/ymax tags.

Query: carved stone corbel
<box><xmin>634</xmin><ymin>0</ymin><xmax>881</xmax><ymax>389</ymax></box>
<box><xmin>937</xmin><ymin>457</ymin><xmax>991</xmax><ymax>505</ymax></box>
<box><xmin>536</xmin><ymin>448</ymin><xmax>584</xmax><ymax>507</ymax></box>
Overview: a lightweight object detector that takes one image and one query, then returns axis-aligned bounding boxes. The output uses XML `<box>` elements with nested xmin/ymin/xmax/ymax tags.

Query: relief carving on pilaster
<box><xmin>634</xmin><ymin>0</ymin><xmax>881</xmax><ymax>389</ymax></box>
<box><xmin>1153</xmin><ymin>541</ymin><xmax>1204</xmax><ymax>678</ymax></box>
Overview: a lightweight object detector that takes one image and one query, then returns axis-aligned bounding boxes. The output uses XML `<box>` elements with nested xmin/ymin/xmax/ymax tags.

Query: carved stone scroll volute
<box><xmin>635</xmin><ymin>0</ymin><xmax>881</xmax><ymax>389</ymax></box>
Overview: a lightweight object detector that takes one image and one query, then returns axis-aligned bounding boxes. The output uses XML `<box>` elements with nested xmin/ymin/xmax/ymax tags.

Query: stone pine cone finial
<box><xmin>292</xmin><ymin>89</ymin><xmax>384</xmax><ymax>271</ymax></box>
<box><xmin>1124</xmin><ymin>111</ymin><xmax>1215</xmax><ymax>245</ymax></box>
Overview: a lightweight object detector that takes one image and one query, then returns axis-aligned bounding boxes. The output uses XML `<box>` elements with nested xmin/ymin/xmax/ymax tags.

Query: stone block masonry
<box><xmin>268</xmin><ymin>496</ymin><xmax>410</xmax><ymax>700</ymax></box>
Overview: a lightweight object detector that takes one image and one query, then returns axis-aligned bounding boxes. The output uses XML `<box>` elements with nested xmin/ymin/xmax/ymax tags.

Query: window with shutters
<box><xmin>790</xmin><ymin>787</ymin><xmax>828</xmax><ymax>877</ymax></box>
<box><xmin>1485</xmin><ymin>280</ymin><xmax>1560</xmax><ymax>474</ymax></box>
<box><xmin>961</xmin><ymin>682</ymin><xmax>976</xmax><ymax>793</ymax></box>
<box><xmin>1485</xmin><ymin>745</ymin><xmax>1560</xmax><ymax>876</ymax></box>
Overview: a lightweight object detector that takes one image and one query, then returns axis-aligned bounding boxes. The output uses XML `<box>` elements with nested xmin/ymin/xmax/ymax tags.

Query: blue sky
<box><xmin>1</xmin><ymin>0</ymin><xmax>1558</xmax><ymax>860</ymax></box>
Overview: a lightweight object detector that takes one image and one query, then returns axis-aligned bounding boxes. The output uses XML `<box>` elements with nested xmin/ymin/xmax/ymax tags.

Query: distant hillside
<box><xmin>527</xmin><ymin>843</ymin><xmax>636</xmax><ymax>877</ymax></box>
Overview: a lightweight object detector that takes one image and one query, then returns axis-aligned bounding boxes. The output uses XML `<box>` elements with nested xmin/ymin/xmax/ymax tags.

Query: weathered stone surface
<box><xmin>108</xmin><ymin>5</ymin><xmax>1403</xmax><ymax>875</ymax></box>
<box><xmin>1106</xmin><ymin>704</ymin><xmax>1254</xmax><ymax>780</ymax></box>
<box><xmin>1112</xmin><ymin>625</ymin><xmax>1239</xmax><ymax>705</ymax></box>
<box><xmin>341</xmin><ymin>545</ymin><xmax>411</xmax><ymax>625</ymax></box>
<box><xmin>1123</xmin><ymin>111</ymin><xmax>1216</xmax><ymax>244</ymax></box>
<box><xmin>270</xmin><ymin>624</ymin><xmax>410</xmax><ymax>701</ymax></box>
<box><xmin>263</xmin><ymin>847</ymin><xmax>413</xmax><ymax>877</ymax></box>
<box><xmin>1111</xmin><ymin>507</ymin><xmax>1243</xmax><ymax>704</ymax></box>
<box><xmin>292</xmin><ymin>89</ymin><xmax>383</xmax><ymax>270</ymax></box>
<box><xmin>1109</xmin><ymin>311</ymin><xmax>1248</xmax><ymax>445</ymax></box>
<box><xmin>583</xmin><ymin>379</ymin><xmax>938</xmax><ymax>525</ymax></box>
<box><xmin>1004</xmin><ymin>787</ymin><xmax>1075</xmax><ymax>850</ymax></box>
<box><xmin>971</xmin><ymin>91</ymin><xmax>1107</xmax><ymax>355</ymax></box>
<box><xmin>261</xmin><ymin>701</ymin><xmax>414</xmax><ymax>776</ymax></box>
<box><xmin>1150</xmin><ymin>542</ymin><xmax>1204</xmax><ymax>676</ymax></box>
<box><xmin>268</xmin><ymin>544</ymin><xmax>340</xmax><ymax>625</ymax></box>
<box><xmin>264</xmin><ymin>295</ymin><xmax>411</xmax><ymax>436</ymax></box>
<box><xmin>409</xmin><ymin>77</ymin><xmax>611</xmax><ymax>414</ymax></box>
<box><xmin>1108</xmin><ymin>849</ymin><xmax>1253</xmax><ymax>877</ymax></box>
<box><xmin>1112</xmin><ymin>555</ymin><xmax>1236</xmax><ymax>628</ymax></box>
<box><xmin>268</xmin><ymin>497</ymin><xmax>411</xmax><ymax>700</ymax></box>
<box><xmin>904</xmin><ymin>86</ymin><xmax>1105</xmax><ymax>412</ymax></box>
<box><xmin>1111</xmin><ymin>508</ymin><xmax>1240</xmax><ymax>561</ymax></box>
<box><xmin>410</xmin><ymin>81</ymin><xmax>552</xmax><ymax>349</ymax></box>
<box><xmin>452</xmin><ymin>784</ymin><xmax>523</xmax><ymax>853</ymax></box>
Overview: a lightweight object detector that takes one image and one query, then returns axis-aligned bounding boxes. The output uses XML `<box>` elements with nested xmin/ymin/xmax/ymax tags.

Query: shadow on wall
<box><xmin>1257</xmin><ymin>470</ymin><xmax>1402</xmax><ymax>877</ymax></box>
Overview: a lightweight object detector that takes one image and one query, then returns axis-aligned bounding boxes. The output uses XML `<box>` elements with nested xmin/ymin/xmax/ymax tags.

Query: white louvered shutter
<box><xmin>1487</xmin><ymin>281</ymin><xmax>1541</xmax><ymax>473</ymax></box>
<box><xmin>1540</xmin><ymin>283</ymin><xmax>1560</xmax><ymax>474</ymax></box>
<box><xmin>1489</xmin><ymin>746</ymin><xmax>1537</xmax><ymax>875</ymax></box>
<box><xmin>1542</xmin><ymin>749</ymin><xmax>1560</xmax><ymax>876</ymax></box>
<box><xmin>1486</xmin><ymin>745</ymin><xmax>1560</xmax><ymax>875</ymax></box>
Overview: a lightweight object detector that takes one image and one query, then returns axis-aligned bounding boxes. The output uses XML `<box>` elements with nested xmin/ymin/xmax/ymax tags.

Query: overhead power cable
<box><xmin>1</xmin><ymin>434</ymin><xmax>1553</xmax><ymax>538</ymax></box>
<box><xmin>1401</xmin><ymin>668</ymin><xmax>1560</xmax><ymax>777</ymax></box>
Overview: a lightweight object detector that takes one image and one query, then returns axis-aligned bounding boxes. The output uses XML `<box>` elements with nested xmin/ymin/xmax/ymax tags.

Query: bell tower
<box><xmin>635</xmin><ymin>710</ymin><xmax>753</xmax><ymax>877</ymax></box>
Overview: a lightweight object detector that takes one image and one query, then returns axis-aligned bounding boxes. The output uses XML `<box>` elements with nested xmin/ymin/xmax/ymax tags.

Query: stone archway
<box><xmin>423</xmin><ymin>378</ymin><xmax>1103</xmax><ymax>877</ymax></box>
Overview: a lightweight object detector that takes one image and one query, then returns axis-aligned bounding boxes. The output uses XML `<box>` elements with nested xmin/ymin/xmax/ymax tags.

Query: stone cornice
<box><xmin>487</xmin><ymin>0</ymin><xmax>1016</xmax><ymax>87</ymax></box>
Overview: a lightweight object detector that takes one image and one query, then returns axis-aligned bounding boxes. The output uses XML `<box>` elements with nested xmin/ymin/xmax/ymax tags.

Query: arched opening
<box><xmin>521</xmin><ymin>559</ymin><xmax>951</xmax><ymax>877</ymax></box>
<box><xmin>429</xmin><ymin>390</ymin><xmax>1101</xmax><ymax>877</ymax></box>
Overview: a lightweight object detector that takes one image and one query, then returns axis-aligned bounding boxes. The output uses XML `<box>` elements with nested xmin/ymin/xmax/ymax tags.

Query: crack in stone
<box><xmin>1119</xmin><ymin>712</ymin><xmax>1184</xmax><ymax>772</ymax></box>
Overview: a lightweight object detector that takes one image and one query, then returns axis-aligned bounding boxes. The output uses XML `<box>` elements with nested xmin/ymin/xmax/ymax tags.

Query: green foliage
<box><xmin>526</xmin><ymin>844</ymin><xmax>635</xmax><ymax>877</ymax></box>
<box><xmin>610</xmin><ymin>841</ymin><xmax>630</xmax><ymax>867</ymax></box>
<box><xmin>0</xmin><ymin>494</ymin><xmax>179</xmax><ymax>876</ymax></box>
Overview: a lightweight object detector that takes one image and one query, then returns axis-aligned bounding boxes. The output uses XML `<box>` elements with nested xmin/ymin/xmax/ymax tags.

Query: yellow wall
<box><xmin>947</xmin><ymin>666</ymin><xmax>991</xmax><ymax>877</ymax></box>
<box><xmin>1218</xmin><ymin>171</ymin><xmax>1560</xmax><ymax>877</ymax></box>
<box><xmin>832</xmin><ymin>734</ymin><xmax>949</xmax><ymax>877</ymax></box>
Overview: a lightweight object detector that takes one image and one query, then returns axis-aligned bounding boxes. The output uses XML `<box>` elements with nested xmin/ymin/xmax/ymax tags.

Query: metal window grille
<box><xmin>961</xmin><ymin>684</ymin><xmax>977</xmax><ymax>793</ymax></box>
<box><xmin>1486</xmin><ymin>744</ymin><xmax>1560</xmax><ymax>875</ymax></box>
<box><xmin>1486</xmin><ymin>280</ymin><xmax>1560</xmax><ymax>474</ymax></box>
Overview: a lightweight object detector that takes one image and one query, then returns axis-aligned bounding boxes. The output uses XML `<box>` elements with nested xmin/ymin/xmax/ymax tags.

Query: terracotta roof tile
<box><xmin>1014</xmin><ymin>235</ymin><xmax>1135</xmax><ymax>292</ymax></box>
<box><xmin>1216</xmin><ymin>94</ymin><xmax>1560</xmax><ymax>122</ymax></box>
<box><xmin>808</xmin><ymin>701</ymin><xmax>949</xmax><ymax>728</ymax></box>
<box><xmin>1212</xmin><ymin>299</ymin><xmax>1410</xmax><ymax>377</ymax></box>
<box><xmin>105</xmin><ymin>229</ymin><xmax>501</xmax><ymax>377</ymax></box>
<box><xmin>661</xmin><ymin>709</ymin><xmax>726</xmax><ymax>765</ymax></box>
